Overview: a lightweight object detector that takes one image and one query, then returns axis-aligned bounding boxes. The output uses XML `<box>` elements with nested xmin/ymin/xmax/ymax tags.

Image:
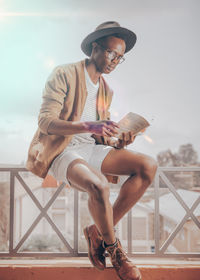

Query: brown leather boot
<box><xmin>83</xmin><ymin>224</ymin><xmax>106</xmax><ymax>270</ymax></box>
<box><xmin>105</xmin><ymin>239</ymin><xmax>142</xmax><ymax>280</ymax></box>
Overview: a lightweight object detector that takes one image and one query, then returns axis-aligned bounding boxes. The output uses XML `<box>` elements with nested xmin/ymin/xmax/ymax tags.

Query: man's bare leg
<box><xmin>67</xmin><ymin>156</ymin><xmax>144</xmax><ymax>279</ymax></box>
<box><xmin>101</xmin><ymin>148</ymin><xmax>158</xmax><ymax>225</ymax></box>
<box><xmin>66</xmin><ymin>158</ymin><xmax>115</xmax><ymax>244</ymax></box>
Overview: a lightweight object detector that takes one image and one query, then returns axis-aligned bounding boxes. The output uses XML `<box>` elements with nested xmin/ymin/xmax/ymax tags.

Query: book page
<box><xmin>115</xmin><ymin>112</ymin><xmax>150</xmax><ymax>139</ymax></box>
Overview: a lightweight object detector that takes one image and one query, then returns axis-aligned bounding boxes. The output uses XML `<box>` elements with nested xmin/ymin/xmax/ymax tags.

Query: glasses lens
<box><xmin>107</xmin><ymin>51</ymin><xmax>116</xmax><ymax>60</ymax></box>
<box><xmin>99</xmin><ymin>44</ymin><xmax>125</xmax><ymax>64</ymax></box>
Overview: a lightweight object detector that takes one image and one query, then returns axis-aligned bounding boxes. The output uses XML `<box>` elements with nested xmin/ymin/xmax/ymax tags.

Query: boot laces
<box><xmin>110</xmin><ymin>246</ymin><xmax>129</xmax><ymax>269</ymax></box>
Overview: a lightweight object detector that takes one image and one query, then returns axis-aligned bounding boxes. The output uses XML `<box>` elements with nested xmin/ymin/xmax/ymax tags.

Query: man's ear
<box><xmin>92</xmin><ymin>42</ymin><xmax>98</xmax><ymax>48</ymax></box>
<box><xmin>91</xmin><ymin>42</ymin><xmax>98</xmax><ymax>54</ymax></box>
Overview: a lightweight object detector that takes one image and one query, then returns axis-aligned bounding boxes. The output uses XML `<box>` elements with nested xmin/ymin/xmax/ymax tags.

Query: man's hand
<box><xmin>103</xmin><ymin>131</ymin><xmax>136</xmax><ymax>149</ymax></box>
<box><xmin>116</xmin><ymin>131</ymin><xmax>136</xmax><ymax>148</ymax></box>
<box><xmin>86</xmin><ymin>120</ymin><xmax>119</xmax><ymax>137</ymax></box>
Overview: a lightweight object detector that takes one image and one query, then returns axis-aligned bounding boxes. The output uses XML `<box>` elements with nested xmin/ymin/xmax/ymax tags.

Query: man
<box><xmin>27</xmin><ymin>21</ymin><xmax>157</xmax><ymax>280</ymax></box>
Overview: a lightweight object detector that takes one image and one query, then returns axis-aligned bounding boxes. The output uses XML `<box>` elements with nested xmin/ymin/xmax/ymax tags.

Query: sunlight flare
<box><xmin>143</xmin><ymin>134</ymin><xmax>153</xmax><ymax>143</ymax></box>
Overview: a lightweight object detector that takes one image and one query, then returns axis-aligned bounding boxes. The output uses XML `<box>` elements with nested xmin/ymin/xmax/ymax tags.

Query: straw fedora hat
<box><xmin>81</xmin><ymin>21</ymin><xmax>137</xmax><ymax>56</ymax></box>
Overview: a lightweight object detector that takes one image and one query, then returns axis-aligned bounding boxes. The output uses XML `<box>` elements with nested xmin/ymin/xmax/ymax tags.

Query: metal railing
<box><xmin>0</xmin><ymin>166</ymin><xmax>199</xmax><ymax>258</ymax></box>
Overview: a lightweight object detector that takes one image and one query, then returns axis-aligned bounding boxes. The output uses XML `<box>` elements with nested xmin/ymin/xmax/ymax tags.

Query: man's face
<box><xmin>92</xmin><ymin>36</ymin><xmax>126</xmax><ymax>74</ymax></box>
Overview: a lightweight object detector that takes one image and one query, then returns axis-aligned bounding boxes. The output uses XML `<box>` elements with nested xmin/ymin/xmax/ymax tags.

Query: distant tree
<box><xmin>178</xmin><ymin>144</ymin><xmax>198</xmax><ymax>165</ymax></box>
<box><xmin>157</xmin><ymin>143</ymin><xmax>198</xmax><ymax>166</ymax></box>
<box><xmin>157</xmin><ymin>149</ymin><xmax>179</xmax><ymax>166</ymax></box>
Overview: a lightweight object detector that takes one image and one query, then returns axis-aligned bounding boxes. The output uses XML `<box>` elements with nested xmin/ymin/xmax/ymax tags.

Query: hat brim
<box><xmin>81</xmin><ymin>26</ymin><xmax>137</xmax><ymax>56</ymax></box>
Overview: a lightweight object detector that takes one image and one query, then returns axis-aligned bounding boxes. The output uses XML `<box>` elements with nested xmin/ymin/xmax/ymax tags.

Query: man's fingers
<box><xmin>129</xmin><ymin>131</ymin><xmax>136</xmax><ymax>142</ymax></box>
<box><xmin>105</xmin><ymin>124</ymin><xmax>119</xmax><ymax>135</ymax></box>
<box><xmin>103</xmin><ymin>127</ymin><xmax>114</xmax><ymax>137</ymax></box>
<box><xmin>121</xmin><ymin>132</ymin><xmax>127</xmax><ymax>141</ymax></box>
<box><xmin>131</xmin><ymin>135</ymin><xmax>136</xmax><ymax>142</ymax></box>
<box><xmin>106</xmin><ymin>120</ymin><xmax>120</xmax><ymax>128</ymax></box>
<box><xmin>103</xmin><ymin>136</ymin><xmax>109</xmax><ymax>145</ymax></box>
<box><xmin>117</xmin><ymin>137</ymin><xmax>126</xmax><ymax>149</ymax></box>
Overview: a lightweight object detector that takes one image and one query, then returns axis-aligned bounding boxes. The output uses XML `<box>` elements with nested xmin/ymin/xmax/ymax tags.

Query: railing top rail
<box><xmin>0</xmin><ymin>166</ymin><xmax>200</xmax><ymax>172</ymax></box>
<box><xmin>158</xmin><ymin>166</ymin><xmax>200</xmax><ymax>171</ymax></box>
<box><xmin>0</xmin><ymin>167</ymin><xmax>27</xmax><ymax>172</ymax></box>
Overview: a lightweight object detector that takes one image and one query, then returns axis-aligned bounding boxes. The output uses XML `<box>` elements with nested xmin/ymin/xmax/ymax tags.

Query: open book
<box><xmin>115</xmin><ymin>112</ymin><xmax>150</xmax><ymax>139</ymax></box>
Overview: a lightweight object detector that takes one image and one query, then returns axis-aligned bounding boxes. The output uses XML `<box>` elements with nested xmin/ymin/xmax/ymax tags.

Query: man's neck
<box><xmin>85</xmin><ymin>59</ymin><xmax>101</xmax><ymax>85</ymax></box>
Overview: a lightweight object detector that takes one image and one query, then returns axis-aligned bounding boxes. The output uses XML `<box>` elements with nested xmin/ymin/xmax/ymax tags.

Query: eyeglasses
<box><xmin>97</xmin><ymin>43</ymin><xmax>125</xmax><ymax>64</ymax></box>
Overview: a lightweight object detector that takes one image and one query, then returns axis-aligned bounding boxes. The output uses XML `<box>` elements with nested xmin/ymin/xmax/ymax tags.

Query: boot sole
<box><xmin>83</xmin><ymin>227</ymin><xmax>105</xmax><ymax>271</ymax></box>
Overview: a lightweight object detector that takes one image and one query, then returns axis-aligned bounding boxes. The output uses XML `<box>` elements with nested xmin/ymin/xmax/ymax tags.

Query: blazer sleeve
<box><xmin>38</xmin><ymin>66</ymin><xmax>68</xmax><ymax>135</ymax></box>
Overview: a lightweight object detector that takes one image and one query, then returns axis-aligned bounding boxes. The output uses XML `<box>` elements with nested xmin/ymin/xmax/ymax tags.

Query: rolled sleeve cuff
<box><xmin>38</xmin><ymin>116</ymin><xmax>57</xmax><ymax>135</ymax></box>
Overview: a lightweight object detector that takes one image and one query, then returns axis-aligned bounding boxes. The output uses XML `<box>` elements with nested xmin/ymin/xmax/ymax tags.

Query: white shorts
<box><xmin>48</xmin><ymin>142</ymin><xmax>114</xmax><ymax>185</ymax></box>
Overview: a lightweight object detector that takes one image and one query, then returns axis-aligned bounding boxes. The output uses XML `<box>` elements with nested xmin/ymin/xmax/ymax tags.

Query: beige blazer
<box><xmin>26</xmin><ymin>60</ymin><xmax>114</xmax><ymax>179</ymax></box>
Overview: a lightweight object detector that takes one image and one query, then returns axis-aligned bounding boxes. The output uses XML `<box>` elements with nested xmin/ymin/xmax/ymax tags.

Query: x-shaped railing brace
<box><xmin>158</xmin><ymin>171</ymin><xmax>200</xmax><ymax>253</ymax></box>
<box><xmin>12</xmin><ymin>171</ymin><xmax>74</xmax><ymax>254</ymax></box>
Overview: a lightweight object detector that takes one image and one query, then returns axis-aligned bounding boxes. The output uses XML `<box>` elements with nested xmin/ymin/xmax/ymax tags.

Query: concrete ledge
<box><xmin>0</xmin><ymin>258</ymin><xmax>200</xmax><ymax>280</ymax></box>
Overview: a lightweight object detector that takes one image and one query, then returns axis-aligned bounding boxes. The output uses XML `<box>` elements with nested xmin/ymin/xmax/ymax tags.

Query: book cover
<box><xmin>115</xmin><ymin>112</ymin><xmax>150</xmax><ymax>139</ymax></box>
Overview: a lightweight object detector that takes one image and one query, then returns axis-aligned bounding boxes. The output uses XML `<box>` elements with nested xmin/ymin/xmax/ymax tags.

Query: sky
<box><xmin>0</xmin><ymin>0</ymin><xmax>200</xmax><ymax>165</ymax></box>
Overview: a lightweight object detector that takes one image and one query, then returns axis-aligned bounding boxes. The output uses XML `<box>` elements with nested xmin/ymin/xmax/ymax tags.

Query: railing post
<box><xmin>74</xmin><ymin>189</ymin><xmax>79</xmax><ymax>255</ymax></box>
<box><xmin>154</xmin><ymin>170</ymin><xmax>160</xmax><ymax>256</ymax></box>
<box><xmin>9</xmin><ymin>171</ymin><xmax>15</xmax><ymax>256</ymax></box>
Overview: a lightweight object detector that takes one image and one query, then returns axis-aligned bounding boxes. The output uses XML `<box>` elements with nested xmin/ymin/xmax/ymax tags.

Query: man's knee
<box><xmin>86</xmin><ymin>175</ymin><xmax>110</xmax><ymax>202</ymax></box>
<box><xmin>140</xmin><ymin>156</ymin><xmax>158</xmax><ymax>184</ymax></box>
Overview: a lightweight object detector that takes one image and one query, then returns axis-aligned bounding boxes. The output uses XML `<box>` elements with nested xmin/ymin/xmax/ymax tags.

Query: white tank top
<box><xmin>69</xmin><ymin>66</ymin><xmax>99</xmax><ymax>145</ymax></box>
